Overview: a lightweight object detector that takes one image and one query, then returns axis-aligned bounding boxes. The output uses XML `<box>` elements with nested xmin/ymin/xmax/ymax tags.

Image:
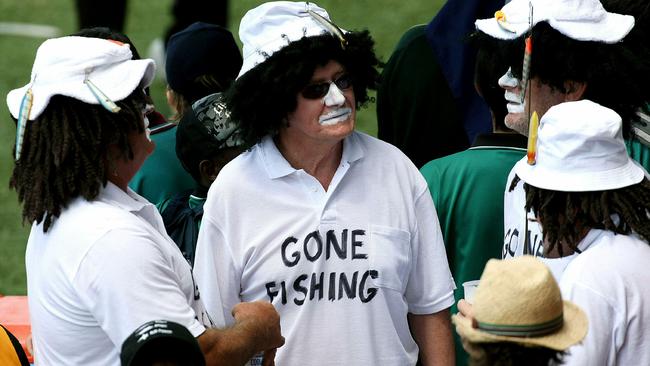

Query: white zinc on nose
<box><xmin>498</xmin><ymin>67</ymin><xmax>519</xmax><ymax>88</ymax></box>
<box><xmin>323</xmin><ymin>82</ymin><xmax>345</xmax><ymax>106</ymax></box>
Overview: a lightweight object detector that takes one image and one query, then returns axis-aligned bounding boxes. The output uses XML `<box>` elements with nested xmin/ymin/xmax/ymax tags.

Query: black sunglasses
<box><xmin>301</xmin><ymin>73</ymin><xmax>353</xmax><ymax>99</ymax></box>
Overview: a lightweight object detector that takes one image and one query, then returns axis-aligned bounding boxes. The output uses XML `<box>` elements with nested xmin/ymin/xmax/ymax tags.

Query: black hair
<box><xmin>523</xmin><ymin>178</ymin><xmax>650</xmax><ymax>256</ymax></box>
<box><xmin>10</xmin><ymin>91</ymin><xmax>146</xmax><ymax>232</ymax></box>
<box><xmin>226</xmin><ymin>30</ymin><xmax>381</xmax><ymax>146</ymax></box>
<box><xmin>472</xmin><ymin>33</ymin><xmax>509</xmax><ymax>131</ymax></box>
<box><xmin>71</xmin><ymin>27</ymin><xmax>142</xmax><ymax>60</ymax></box>
<box><xmin>469</xmin><ymin>342</ymin><xmax>566</xmax><ymax>366</ymax></box>
<box><xmin>492</xmin><ymin>19</ymin><xmax>650</xmax><ymax>137</ymax></box>
<box><xmin>128</xmin><ymin>337</ymin><xmax>205</xmax><ymax>366</ymax></box>
<box><xmin>168</xmin><ymin>74</ymin><xmax>232</xmax><ymax>122</ymax></box>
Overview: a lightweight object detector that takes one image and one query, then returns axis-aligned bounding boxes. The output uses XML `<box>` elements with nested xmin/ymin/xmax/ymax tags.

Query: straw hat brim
<box><xmin>452</xmin><ymin>301</ymin><xmax>588</xmax><ymax>351</ymax></box>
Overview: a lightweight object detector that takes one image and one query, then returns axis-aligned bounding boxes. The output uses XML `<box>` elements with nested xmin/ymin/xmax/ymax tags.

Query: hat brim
<box><xmin>7</xmin><ymin>58</ymin><xmax>155</xmax><ymax>120</ymax></box>
<box><xmin>513</xmin><ymin>156</ymin><xmax>645</xmax><ymax>192</ymax></box>
<box><xmin>453</xmin><ymin>301</ymin><xmax>588</xmax><ymax>351</ymax></box>
<box><xmin>549</xmin><ymin>13</ymin><xmax>634</xmax><ymax>44</ymax></box>
<box><xmin>475</xmin><ymin>18</ymin><xmax>531</xmax><ymax>41</ymax></box>
<box><xmin>475</xmin><ymin>13</ymin><xmax>634</xmax><ymax>44</ymax></box>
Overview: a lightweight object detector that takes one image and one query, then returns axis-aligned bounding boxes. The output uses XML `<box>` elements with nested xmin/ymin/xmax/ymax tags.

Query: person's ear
<box><xmin>563</xmin><ymin>81</ymin><xmax>587</xmax><ymax>101</ymax></box>
<box><xmin>199</xmin><ymin>160</ymin><xmax>218</xmax><ymax>183</ymax></box>
<box><xmin>165</xmin><ymin>85</ymin><xmax>178</xmax><ymax>114</ymax></box>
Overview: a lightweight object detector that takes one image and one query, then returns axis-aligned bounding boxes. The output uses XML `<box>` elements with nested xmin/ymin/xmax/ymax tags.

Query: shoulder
<box><xmin>353</xmin><ymin>132</ymin><xmax>417</xmax><ymax>166</ymax></box>
<box><xmin>213</xmin><ymin>147</ymin><xmax>261</xmax><ymax>185</ymax></box>
<box><xmin>394</xmin><ymin>24</ymin><xmax>428</xmax><ymax>50</ymax></box>
<box><xmin>563</xmin><ymin>233</ymin><xmax>650</xmax><ymax>288</ymax></box>
<box><xmin>351</xmin><ymin>132</ymin><xmax>428</xmax><ymax>193</ymax></box>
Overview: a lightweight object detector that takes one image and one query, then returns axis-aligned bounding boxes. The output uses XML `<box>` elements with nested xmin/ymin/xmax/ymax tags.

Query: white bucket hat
<box><xmin>6</xmin><ymin>36</ymin><xmax>155</xmax><ymax>121</ymax></box>
<box><xmin>475</xmin><ymin>0</ymin><xmax>635</xmax><ymax>43</ymax></box>
<box><xmin>237</xmin><ymin>1</ymin><xmax>343</xmax><ymax>78</ymax></box>
<box><xmin>514</xmin><ymin>100</ymin><xmax>646</xmax><ymax>192</ymax></box>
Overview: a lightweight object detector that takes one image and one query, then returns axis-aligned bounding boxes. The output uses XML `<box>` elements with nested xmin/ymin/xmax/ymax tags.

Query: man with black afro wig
<box><xmin>194</xmin><ymin>2</ymin><xmax>457</xmax><ymax>366</ymax></box>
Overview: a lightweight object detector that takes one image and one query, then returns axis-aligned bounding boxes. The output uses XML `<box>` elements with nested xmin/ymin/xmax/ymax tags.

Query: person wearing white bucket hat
<box><xmin>7</xmin><ymin>33</ymin><xmax>283</xmax><ymax>366</ymax></box>
<box><xmin>193</xmin><ymin>1</ymin><xmax>456</xmax><ymax>365</ymax></box>
<box><xmin>457</xmin><ymin>100</ymin><xmax>650</xmax><ymax>365</ymax></box>
<box><xmin>511</xmin><ymin>100</ymin><xmax>650</xmax><ymax>365</ymax></box>
<box><xmin>471</xmin><ymin>0</ymin><xmax>650</xmax><ymax>278</ymax></box>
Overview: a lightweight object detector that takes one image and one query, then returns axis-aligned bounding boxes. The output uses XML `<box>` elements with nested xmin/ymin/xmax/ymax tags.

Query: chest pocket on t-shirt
<box><xmin>369</xmin><ymin>225</ymin><xmax>411</xmax><ymax>292</ymax></box>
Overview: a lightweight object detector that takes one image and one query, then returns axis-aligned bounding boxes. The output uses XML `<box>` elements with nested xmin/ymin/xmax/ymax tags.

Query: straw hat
<box><xmin>475</xmin><ymin>0</ymin><xmax>634</xmax><ymax>43</ymax></box>
<box><xmin>513</xmin><ymin>100</ymin><xmax>645</xmax><ymax>192</ymax></box>
<box><xmin>453</xmin><ymin>256</ymin><xmax>587</xmax><ymax>350</ymax></box>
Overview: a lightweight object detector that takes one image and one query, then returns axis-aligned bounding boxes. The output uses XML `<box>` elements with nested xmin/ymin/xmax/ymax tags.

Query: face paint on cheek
<box><xmin>322</xmin><ymin>82</ymin><xmax>345</xmax><ymax>106</ymax></box>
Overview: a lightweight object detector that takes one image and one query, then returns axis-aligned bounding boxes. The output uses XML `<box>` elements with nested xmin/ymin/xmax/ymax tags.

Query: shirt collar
<box><xmin>260</xmin><ymin>132</ymin><xmax>365</xmax><ymax>180</ymax></box>
<box><xmin>97</xmin><ymin>181</ymin><xmax>152</xmax><ymax>213</ymax></box>
<box><xmin>471</xmin><ymin>133</ymin><xmax>527</xmax><ymax>149</ymax></box>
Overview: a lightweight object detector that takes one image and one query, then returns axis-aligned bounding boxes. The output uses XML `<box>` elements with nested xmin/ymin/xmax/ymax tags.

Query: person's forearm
<box><xmin>197</xmin><ymin>301</ymin><xmax>284</xmax><ymax>366</ymax></box>
<box><xmin>409</xmin><ymin>309</ymin><xmax>455</xmax><ymax>366</ymax></box>
<box><xmin>198</xmin><ymin>325</ymin><xmax>258</xmax><ymax>366</ymax></box>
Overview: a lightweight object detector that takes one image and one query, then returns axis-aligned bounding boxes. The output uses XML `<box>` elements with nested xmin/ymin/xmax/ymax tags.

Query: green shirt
<box><xmin>626</xmin><ymin>138</ymin><xmax>650</xmax><ymax>172</ymax></box>
<box><xmin>129</xmin><ymin>124</ymin><xmax>195</xmax><ymax>205</ymax></box>
<box><xmin>377</xmin><ymin>25</ymin><xmax>469</xmax><ymax>168</ymax></box>
<box><xmin>420</xmin><ymin>133</ymin><xmax>526</xmax><ymax>366</ymax></box>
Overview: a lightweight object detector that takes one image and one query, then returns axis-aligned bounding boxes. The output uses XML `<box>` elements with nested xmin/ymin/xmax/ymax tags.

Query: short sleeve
<box><xmin>194</xmin><ymin>212</ymin><xmax>241</xmax><ymax>328</ymax></box>
<box><xmin>405</xmin><ymin>186</ymin><xmax>455</xmax><ymax>314</ymax></box>
<box><xmin>73</xmin><ymin>227</ymin><xmax>205</xmax><ymax>346</ymax></box>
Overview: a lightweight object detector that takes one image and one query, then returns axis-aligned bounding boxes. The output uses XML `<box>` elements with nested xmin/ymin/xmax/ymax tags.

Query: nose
<box><xmin>498</xmin><ymin>67</ymin><xmax>519</xmax><ymax>90</ymax></box>
<box><xmin>323</xmin><ymin>82</ymin><xmax>345</xmax><ymax>106</ymax></box>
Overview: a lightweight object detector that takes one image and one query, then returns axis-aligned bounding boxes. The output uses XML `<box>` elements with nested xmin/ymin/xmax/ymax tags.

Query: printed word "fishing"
<box><xmin>266</xmin><ymin>270</ymin><xmax>379</xmax><ymax>306</ymax></box>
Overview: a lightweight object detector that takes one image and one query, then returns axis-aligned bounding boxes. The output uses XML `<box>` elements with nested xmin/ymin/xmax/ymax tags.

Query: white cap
<box><xmin>7</xmin><ymin>36</ymin><xmax>155</xmax><ymax>120</ymax></box>
<box><xmin>475</xmin><ymin>0</ymin><xmax>634</xmax><ymax>43</ymax></box>
<box><xmin>514</xmin><ymin>100</ymin><xmax>645</xmax><ymax>192</ymax></box>
<box><xmin>238</xmin><ymin>1</ymin><xmax>340</xmax><ymax>78</ymax></box>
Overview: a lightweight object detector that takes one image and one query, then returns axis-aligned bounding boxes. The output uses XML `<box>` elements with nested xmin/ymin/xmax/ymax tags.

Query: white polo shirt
<box><xmin>194</xmin><ymin>131</ymin><xmax>455</xmax><ymax>365</ymax></box>
<box><xmin>26</xmin><ymin>182</ymin><xmax>211</xmax><ymax>366</ymax></box>
<box><xmin>560</xmin><ymin>229</ymin><xmax>650</xmax><ymax>366</ymax></box>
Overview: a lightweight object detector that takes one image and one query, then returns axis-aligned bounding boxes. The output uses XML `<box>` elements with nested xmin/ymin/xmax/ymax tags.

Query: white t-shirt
<box><xmin>26</xmin><ymin>183</ymin><xmax>212</xmax><ymax>366</ymax></box>
<box><xmin>559</xmin><ymin>229</ymin><xmax>650</xmax><ymax>365</ymax></box>
<box><xmin>194</xmin><ymin>131</ymin><xmax>455</xmax><ymax>365</ymax></box>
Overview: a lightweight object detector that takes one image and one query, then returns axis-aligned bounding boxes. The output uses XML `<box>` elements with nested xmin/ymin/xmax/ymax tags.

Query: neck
<box><xmin>543</xmin><ymin>227</ymin><xmax>590</xmax><ymax>258</ymax></box>
<box><xmin>274</xmin><ymin>135</ymin><xmax>343</xmax><ymax>190</ymax></box>
<box><xmin>108</xmin><ymin>175</ymin><xmax>129</xmax><ymax>192</ymax></box>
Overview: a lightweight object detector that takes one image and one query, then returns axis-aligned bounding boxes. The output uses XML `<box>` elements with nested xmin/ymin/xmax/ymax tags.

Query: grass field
<box><xmin>0</xmin><ymin>0</ymin><xmax>444</xmax><ymax>294</ymax></box>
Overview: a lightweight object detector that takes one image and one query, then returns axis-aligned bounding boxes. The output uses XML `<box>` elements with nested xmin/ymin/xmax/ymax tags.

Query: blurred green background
<box><xmin>0</xmin><ymin>0</ymin><xmax>444</xmax><ymax>294</ymax></box>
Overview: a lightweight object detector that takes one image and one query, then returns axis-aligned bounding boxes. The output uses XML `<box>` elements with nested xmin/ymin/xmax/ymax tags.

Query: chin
<box><xmin>504</xmin><ymin>113</ymin><xmax>529</xmax><ymax>136</ymax></box>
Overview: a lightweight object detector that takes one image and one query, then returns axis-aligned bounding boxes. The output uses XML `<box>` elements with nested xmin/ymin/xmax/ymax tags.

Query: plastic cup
<box><xmin>462</xmin><ymin>280</ymin><xmax>480</xmax><ymax>304</ymax></box>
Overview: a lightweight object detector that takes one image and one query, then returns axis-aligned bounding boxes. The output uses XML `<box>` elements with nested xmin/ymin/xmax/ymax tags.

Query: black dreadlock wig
<box><xmin>10</xmin><ymin>90</ymin><xmax>146</xmax><ymax>232</ymax></box>
<box><xmin>523</xmin><ymin>178</ymin><xmax>650</xmax><ymax>256</ymax></box>
<box><xmin>226</xmin><ymin>30</ymin><xmax>381</xmax><ymax>146</ymax></box>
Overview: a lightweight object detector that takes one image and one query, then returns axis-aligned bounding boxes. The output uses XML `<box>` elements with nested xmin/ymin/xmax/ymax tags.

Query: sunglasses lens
<box><xmin>334</xmin><ymin>74</ymin><xmax>352</xmax><ymax>90</ymax></box>
<box><xmin>301</xmin><ymin>83</ymin><xmax>329</xmax><ymax>99</ymax></box>
<box><xmin>301</xmin><ymin>74</ymin><xmax>353</xmax><ymax>99</ymax></box>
